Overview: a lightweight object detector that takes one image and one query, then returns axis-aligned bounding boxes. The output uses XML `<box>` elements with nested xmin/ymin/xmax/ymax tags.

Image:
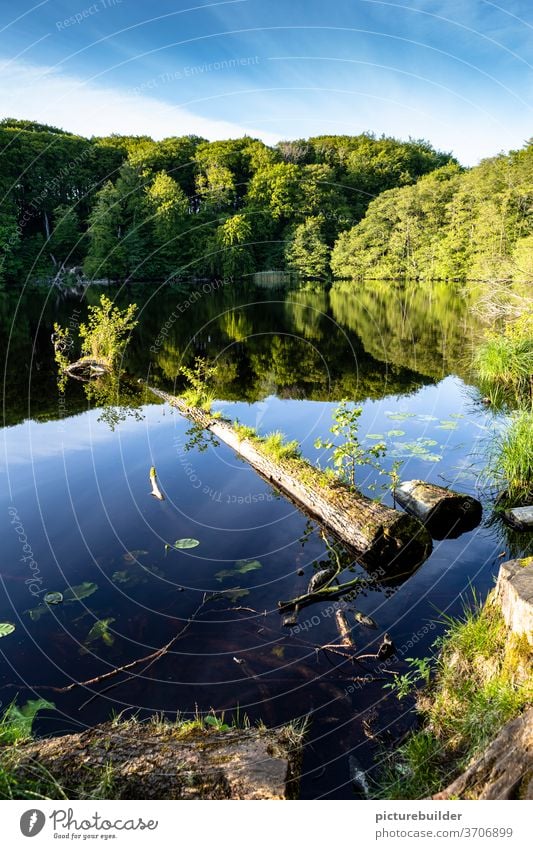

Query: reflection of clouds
<box><xmin>3</xmin><ymin>404</ymin><xmax>164</xmax><ymax>465</ymax></box>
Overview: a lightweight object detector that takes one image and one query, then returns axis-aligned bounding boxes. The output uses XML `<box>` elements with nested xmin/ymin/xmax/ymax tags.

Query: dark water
<box><xmin>0</xmin><ymin>280</ymin><xmax>528</xmax><ymax>799</ymax></box>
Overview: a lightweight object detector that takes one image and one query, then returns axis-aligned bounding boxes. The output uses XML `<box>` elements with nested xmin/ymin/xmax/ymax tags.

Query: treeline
<box><xmin>331</xmin><ymin>142</ymin><xmax>533</xmax><ymax>282</ymax></box>
<box><xmin>0</xmin><ymin>118</ymin><xmax>452</xmax><ymax>284</ymax></box>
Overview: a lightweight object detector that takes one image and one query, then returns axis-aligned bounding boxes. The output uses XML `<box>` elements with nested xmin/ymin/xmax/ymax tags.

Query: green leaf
<box><xmin>174</xmin><ymin>538</ymin><xmax>200</xmax><ymax>549</ymax></box>
<box><xmin>366</xmin><ymin>433</ymin><xmax>384</xmax><ymax>440</ymax></box>
<box><xmin>1</xmin><ymin>698</ymin><xmax>55</xmax><ymax>743</ymax></box>
<box><xmin>437</xmin><ymin>420</ymin><xmax>458</xmax><ymax>430</ymax></box>
<box><xmin>387</xmin><ymin>429</ymin><xmax>405</xmax><ymax>437</ymax></box>
<box><xmin>0</xmin><ymin>623</ymin><xmax>15</xmax><ymax>638</ymax></box>
<box><xmin>44</xmin><ymin>592</ymin><xmax>63</xmax><ymax>605</ymax></box>
<box><xmin>82</xmin><ymin>618</ymin><xmax>116</xmax><ymax>653</ymax></box>
<box><xmin>63</xmin><ymin>581</ymin><xmax>99</xmax><ymax>602</ymax></box>
<box><xmin>385</xmin><ymin>411</ymin><xmax>416</xmax><ymax>421</ymax></box>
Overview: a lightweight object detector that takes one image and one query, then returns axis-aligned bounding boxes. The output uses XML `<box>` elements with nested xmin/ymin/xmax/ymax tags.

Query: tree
<box><xmin>285</xmin><ymin>217</ymin><xmax>329</xmax><ymax>279</ymax></box>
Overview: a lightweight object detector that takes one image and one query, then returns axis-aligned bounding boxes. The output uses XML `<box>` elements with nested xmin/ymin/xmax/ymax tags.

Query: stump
<box><xmin>147</xmin><ymin>387</ymin><xmax>433</xmax><ymax>578</ymax></box>
<box><xmin>394</xmin><ymin>480</ymin><xmax>482</xmax><ymax>539</ymax></box>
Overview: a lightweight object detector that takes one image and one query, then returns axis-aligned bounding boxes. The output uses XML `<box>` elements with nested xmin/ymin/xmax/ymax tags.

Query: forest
<box><xmin>0</xmin><ymin>118</ymin><xmax>454</xmax><ymax>284</ymax></box>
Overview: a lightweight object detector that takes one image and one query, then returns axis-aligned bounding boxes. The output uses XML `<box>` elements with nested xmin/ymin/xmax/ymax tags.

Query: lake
<box><xmin>1</xmin><ymin>279</ymin><xmax>528</xmax><ymax>799</ymax></box>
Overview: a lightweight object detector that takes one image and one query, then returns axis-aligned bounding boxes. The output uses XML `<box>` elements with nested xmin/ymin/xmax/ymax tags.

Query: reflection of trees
<box><xmin>330</xmin><ymin>280</ymin><xmax>483</xmax><ymax>381</ymax></box>
<box><xmin>4</xmin><ymin>279</ymin><xmax>478</xmax><ymax>426</ymax></box>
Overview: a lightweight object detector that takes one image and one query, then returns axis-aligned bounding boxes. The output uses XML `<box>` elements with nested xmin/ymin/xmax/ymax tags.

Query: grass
<box><xmin>474</xmin><ymin>312</ymin><xmax>533</xmax><ymax>408</ymax></box>
<box><xmin>489</xmin><ymin>409</ymin><xmax>533</xmax><ymax>504</ymax></box>
<box><xmin>373</xmin><ymin>594</ymin><xmax>533</xmax><ymax>799</ymax></box>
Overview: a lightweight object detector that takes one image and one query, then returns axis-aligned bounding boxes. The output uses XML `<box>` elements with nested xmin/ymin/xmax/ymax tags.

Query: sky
<box><xmin>0</xmin><ymin>0</ymin><xmax>531</xmax><ymax>164</ymax></box>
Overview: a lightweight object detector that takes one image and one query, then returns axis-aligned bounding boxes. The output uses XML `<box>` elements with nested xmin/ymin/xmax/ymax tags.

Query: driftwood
<box><xmin>146</xmin><ymin>387</ymin><xmax>432</xmax><ymax>576</ymax></box>
<box><xmin>64</xmin><ymin>356</ymin><xmax>110</xmax><ymax>382</ymax></box>
<box><xmin>394</xmin><ymin>480</ymin><xmax>482</xmax><ymax>539</ymax></box>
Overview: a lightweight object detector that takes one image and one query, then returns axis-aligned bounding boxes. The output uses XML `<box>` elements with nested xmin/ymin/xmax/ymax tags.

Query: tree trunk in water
<box><xmin>394</xmin><ymin>480</ymin><xmax>482</xmax><ymax>540</ymax></box>
<box><xmin>147</xmin><ymin>387</ymin><xmax>432</xmax><ymax>579</ymax></box>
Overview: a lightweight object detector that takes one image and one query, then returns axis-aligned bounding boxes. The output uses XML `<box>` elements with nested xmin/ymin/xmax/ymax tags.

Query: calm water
<box><xmin>1</xmin><ymin>280</ymin><xmax>529</xmax><ymax>799</ymax></box>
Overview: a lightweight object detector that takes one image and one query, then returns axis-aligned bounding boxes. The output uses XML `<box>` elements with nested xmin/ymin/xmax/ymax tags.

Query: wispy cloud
<box><xmin>0</xmin><ymin>57</ymin><xmax>279</xmax><ymax>142</ymax></box>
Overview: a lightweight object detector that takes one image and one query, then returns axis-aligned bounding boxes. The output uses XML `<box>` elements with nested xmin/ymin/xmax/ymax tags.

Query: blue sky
<box><xmin>0</xmin><ymin>0</ymin><xmax>531</xmax><ymax>163</ymax></box>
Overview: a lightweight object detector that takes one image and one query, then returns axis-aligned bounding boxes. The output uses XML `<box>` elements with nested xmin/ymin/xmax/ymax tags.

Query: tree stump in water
<box><xmin>394</xmin><ymin>480</ymin><xmax>482</xmax><ymax>540</ymax></box>
<box><xmin>147</xmin><ymin>387</ymin><xmax>432</xmax><ymax>579</ymax></box>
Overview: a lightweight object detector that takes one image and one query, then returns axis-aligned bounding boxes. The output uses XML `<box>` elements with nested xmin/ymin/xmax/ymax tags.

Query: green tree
<box><xmin>285</xmin><ymin>217</ymin><xmax>329</xmax><ymax>279</ymax></box>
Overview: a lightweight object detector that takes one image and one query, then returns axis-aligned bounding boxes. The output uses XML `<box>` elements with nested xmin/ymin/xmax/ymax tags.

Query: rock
<box><xmin>433</xmin><ymin>707</ymin><xmax>533</xmax><ymax>799</ymax></box>
<box><xmin>4</xmin><ymin>720</ymin><xmax>304</xmax><ymax>800</ymax></box>
<box><xmin>395</xmin><ymin>480</ymin><xmax>482</xmax><ymax>539</ymax></box>
<box><xmin>494</xmin><ymin>557</ymin><xmax>533</xmax><ymax>645</ymax></box>
<box><xmin>503</xmin><ymin>506</ymin><xmax>533</xmax><ymax>531</ymax></box>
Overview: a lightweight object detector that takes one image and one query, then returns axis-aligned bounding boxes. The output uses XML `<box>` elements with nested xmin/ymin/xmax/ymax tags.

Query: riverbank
<box><xmin>374</xmin><ymin>557</ymin><xmax>533</xmax><ymax>799</ymax></box>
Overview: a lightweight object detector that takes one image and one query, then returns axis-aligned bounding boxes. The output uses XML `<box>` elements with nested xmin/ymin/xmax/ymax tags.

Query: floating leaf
<box><xmin>218</xmin><ymin>587</ymin><xmax>250</xmax><ymax>602</ymax></box>
<box><xmin>437</xmin><ymin>420</ymin><xmax>458</xmax><ymax>430</ymax></box>
<box><xmin>174</xmin><ymin>538</ymin><xmax>200</xmax><ymax>549</ymax></box>
<box><xmin>123</xmin><ymin>550</ymin><xmax>149</xmax><ymax>563</ymax></box>
<box><xmin>387</xmin><ymin>429</ymin><xmax>405</xmax><ymax>437</ymax></box>
<box><xmin>216</xmin><ymin>559</ymin><xmax>262</xmax><ymax>582</ymax></box>
<box><xmin>64</xmin><ymin>582</ymin><xmax>99</xmax><ymax>602</ymax></box>
<box><xmin>0</xmin><ymin>623</ymin><xmax>15</xmax><ymax>638</ymax></box>
<box><xmin>271</xmin><ymin>645</ymin><xmax>285</xmax><ymax>659</ymax></box>
<box><xmin>417</xmin><ymin>414</ymin><xmax>438</xmax><ymax>422</ymax></box>
<box><xmin>82</xmin><ymin>618</ymin><xmax>116</xmax><ymax>653</ymax></box>
<box><xmin>366</xmin><ymin>433</ymin><xmax>384</xmax><ymax>440</ymax></box>
<box><xmin>44</xmin><ymin>592</ymin><xmax>63</xmax><ymax>605</ymax></box>
<box><xmin>112</xmin><ymin>570</ymin><xmax>131</xmax><ymax>584</ymax></box>
<box><xmin>385</xmin><ymin>411</ymin><xmax>416</xmax><ymax>421</ymax></box>
<box><xmin>449</xmin><ymin>413</ymin><xmax>465</xmax><ymax>419</ymax></box>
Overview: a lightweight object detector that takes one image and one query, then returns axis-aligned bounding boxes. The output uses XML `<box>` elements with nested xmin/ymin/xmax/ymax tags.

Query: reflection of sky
<box><xmin>2</xmin><ymin>403</ymin><xmax>166</xmax><ymax>468</ymax></box>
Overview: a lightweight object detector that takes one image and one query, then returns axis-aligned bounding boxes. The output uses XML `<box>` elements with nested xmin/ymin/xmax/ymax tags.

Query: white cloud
<box><xmin>0</xmin><ymin>57</ymin><xmax>279</xmax><ymax>142</ymax></box>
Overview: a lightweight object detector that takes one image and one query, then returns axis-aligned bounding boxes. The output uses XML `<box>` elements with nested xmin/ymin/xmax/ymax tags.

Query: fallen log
<box><xmin>394</xmin><ymin>480</ymin><xmax>482</xmax><ymax>539</ymax></box>
<box><xmin>64</xmin><ymin>356</ymin><xmax>111</xmax><ymax>381</ymax></box>
<box><xmin>146</xmin><ymin>386</ymin><xmax>432</xmax><ymax>577</ymax></box>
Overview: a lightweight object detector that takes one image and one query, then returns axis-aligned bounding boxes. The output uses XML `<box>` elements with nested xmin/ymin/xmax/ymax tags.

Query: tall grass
<box><xmin>474</xmin><ymin>313</ymin><xmax>533</xmax><ymax>408</ymax></box>
<box><xmin>489</xmin><ymin>410</ymin><xmax>533</xmax><ymax>503</ymax></box>
<box><xmin>373</xmin><ymin>595</ymin><xmax>533</xmax><ymax>799</ymax></box>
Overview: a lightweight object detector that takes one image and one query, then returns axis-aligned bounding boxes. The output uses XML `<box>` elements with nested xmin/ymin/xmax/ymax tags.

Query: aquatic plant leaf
<box><xmin>174</xmin><ymin>538</ymin><xmax>200</xmax><ymax>549</ymax></box>
<box><xmin>215</xmin><ymin>560</ymin><xmax>262</xmax><ymax>582</ymax></box>
<box><xmin>417</xmin><ymin>414</ymin><xmax>438</xmax><ymax>422</ymax></box>
<box><xmin>2</xmin><ymin>698</ymin><xmax>55</xmax><ymax>740</ymax></box>
<box><xmin>83</xmin><ymin>618</ymin><xmax>116</xmax><ymax>651</ymax></box>
<box><xmin>437</xmin><ymin>420</ymin><xmax>458</xmax><ymax>430</ymax></box>
<box><xmin>385</xmin><ymin>411</ymin><xmax>416</xmax><ymax>421</ymax></box>
<box><xmin>271</xmin><ymin>645</ymin><xmax>285</xmax><ymax>659</ymax></box>
<box><xmin>218</xmin><ymin>587</ymin><xmax>250</xmax><ymax>602</ymax></box>
<box><xmin>111</xmin><ymin>570</ymin><xmax>130</xmax><ymax>584</ymax></box>
<box><xmin>0</xmin><ymin>623</ymin><xmax>15</xmax><ymax>637</ymax></box>
<box><xmin>63</xmin><ymin>582</ymin><xmax>99</xmax><ymax>602</ymax></box>
<box><xmin>44</xmin><ymin>592</ymin><xmax>63</xmax><ymax>605</ymax></box>
<box><xmin>387</xmin><ymin>429</ymin><xmax>405</xmax><ymax>437</ymax></box>
<box><xmin>123</xmin><ymin>549</ymin><xmax>149</xmax><ymax>563</ymax></box>
<box><xmin>366</xmin><ymin>433</ymin><xmax>384</xmax><ymax>440</ymax></box>
<box><xmin>234</xmin><ymin>559</ymin><xmax>262</xmax><ymax>574</ymax></box>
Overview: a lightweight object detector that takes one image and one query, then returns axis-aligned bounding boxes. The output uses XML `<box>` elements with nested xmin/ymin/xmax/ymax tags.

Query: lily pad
<box><xmin>44</xmin><ymin>592</ymin><xmax>63</xmax><ymax>605</ymax></box>
<box><xmin>417</xmin><ymin>414</ymin><xmax>438</xmax><ymax>422</ymax></box>
<box><xmin>0</xmin><ymin>623</ymin><xmax>15</xmax><ymax>638</ymax></box>
<box><xmin>366</xmin><ymin>433</ymin><xmax>384</xmax><ymax>440</ymax></box>
<box><xmin>215</xmin><ymin>559</ymin><xmax>263</xmax><ymax>582</ymax></box>
<box><xmin>174</xmin><ymin>538</ymin><xmax>200</xmax><ymax>549</ymax></box>
<box><xmin>63</xmin><ymin>582</ymin><xmax>99</xmax><ymax>603</ymax></box>
<box><xmin>385</xmin><ymin>411</ymin><xmax>416</xmax><ymax>421</ymax></box>
<box><xmin>438</xmin><ymin>420</ymin><xmax>458</xmax><ymax>430</ymax></box>
<box><xmin>387</xmin><ymin>429</ymin><xmax>405</xmax><ymax>437</ymax></box>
